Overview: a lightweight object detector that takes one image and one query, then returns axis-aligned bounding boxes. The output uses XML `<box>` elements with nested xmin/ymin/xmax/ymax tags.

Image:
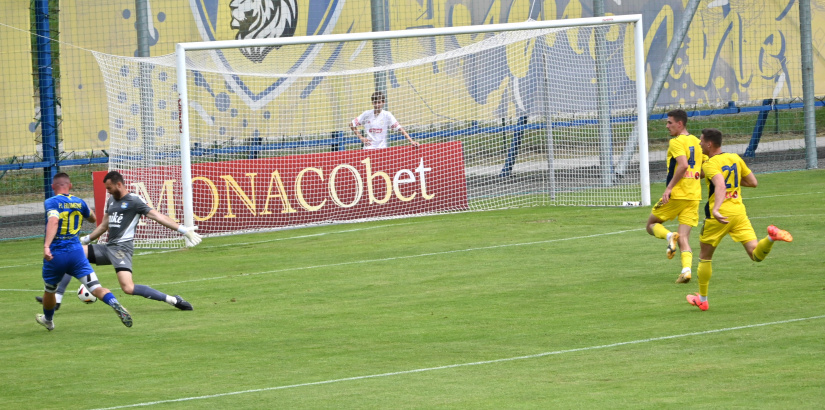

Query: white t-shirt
<box><xmin>351</xmin><ymin>109</ymin><xmax>400</xmax><ymax>149</ymax></box>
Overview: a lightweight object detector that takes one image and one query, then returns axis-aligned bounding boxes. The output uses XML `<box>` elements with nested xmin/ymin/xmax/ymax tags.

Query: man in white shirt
<box><xmin>350</xmin><ymin>91</ymin><xmax>419</xmax><ymax>149</ymax></box>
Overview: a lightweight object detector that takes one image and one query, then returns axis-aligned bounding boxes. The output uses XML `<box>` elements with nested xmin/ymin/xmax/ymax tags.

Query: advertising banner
<box><xmin>94</xmin><ymin>142</ymin><xmax>468</xmax><ymax>236</ymax></box>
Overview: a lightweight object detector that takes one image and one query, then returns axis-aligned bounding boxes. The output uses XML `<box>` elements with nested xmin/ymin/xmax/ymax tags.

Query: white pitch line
<box><xmin>746</xmin><ymin>191</ymin><xmax>824</xmax><ymax>200</ymax></box>
<box><xmin>147</xmin><ymin>228</ymin><xmax>642</xmax><ymax>287</ymax></box>
<box><xmin>92</xmin><ymin>314</ymin><xmax>825</xmax><ymax>410</ymax></box>
<box><xmin>0</xmin><ymin>222</ymin><xmax>417</xmax><ymax>270</ymax></box>
<box><xmin>1</xmin><ymin>227</ymin><xmax>641</xmax><ymax>291</ymax></box>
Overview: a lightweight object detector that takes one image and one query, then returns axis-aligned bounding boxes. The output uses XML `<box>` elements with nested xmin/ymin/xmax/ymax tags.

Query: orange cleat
<box><xmin>686</xmin><ymin>293</ymin><xmax>708</xmax><ymax>311</ymax></box>
<box><xmin>767</xmin><ymin>225</ymin><xmax>793</xmax><ymax>242</ymax></box>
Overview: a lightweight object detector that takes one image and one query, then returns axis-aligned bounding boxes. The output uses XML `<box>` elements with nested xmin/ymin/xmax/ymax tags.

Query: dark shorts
<box><xmin>89</xmin><ymin>243</ymin><xmax>134</xmax><ymax>272</ymax></box>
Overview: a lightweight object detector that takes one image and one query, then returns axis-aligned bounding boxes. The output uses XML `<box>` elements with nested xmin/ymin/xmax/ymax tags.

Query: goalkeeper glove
<box><xmin>80</xmin><ymin>235</ymin><xmax>91</xmax><ymax>245</ymax></box>
<box><xmin>177</xmin><ymin>225</ymin><xmax>202</xmax><ymax>247</ymax></box>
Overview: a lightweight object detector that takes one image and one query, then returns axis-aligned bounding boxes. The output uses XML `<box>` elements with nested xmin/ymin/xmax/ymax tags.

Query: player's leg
<box><xmin>53</xmin><ymin>274</ymin><xmax>72</xmax><ymax>308</ymax></box>
<box><xmin>676</xmin><ymin>224</ymin><xmax>693</xmax><ymax>283</ymax></box>
<box><xmin>646</xmin><ymin>209</ymin><xmax>678</xmax><ymax>259</ymax></box>
<box><xmin>686</xmin><ymin>220</ymin><xmax>723</xmax><ymax>311</ymax></box>
<box><xmin>37</xmin><ymin>284</ymin><xmax>58</xmax><ymax>330</ymax></box>
<box><xmin>117</xmin><ymin>268</ymin><xmax>193</xmax><ymax>311</ymax></box>
<box><xmin>687</xmin><ymin>242</ymin><xmax>715</xmax><ymax>311</ymax></box>
<box><xmin>750</xmin><ymin>225</ymin><xmax>793</xmax><ymax>261</ymax></box>
<box><xmin>35</xmin><ymin>273</ymin><xmax>72</xmax><ymax>310</ymax></box>
<box><xmin>76</xmin><ymin>269</ymin><xmax>132</xmax><ymax>328</ymax></box>
<box><xmin>674</xmin><ymin>201</ymin><xmax>699</xmax><ymax>283</ymax></box>
<box><xmin>37</xmin><ymin>261</ymin><xmax>63</xmax><ymax>330</ymax></box>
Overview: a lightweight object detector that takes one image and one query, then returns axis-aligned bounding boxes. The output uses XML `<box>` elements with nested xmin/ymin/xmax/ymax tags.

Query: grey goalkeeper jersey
<box><xmin>105</xmin><ymin>192</ymin><xmax>152</xmax><ymax>244</ymax></box>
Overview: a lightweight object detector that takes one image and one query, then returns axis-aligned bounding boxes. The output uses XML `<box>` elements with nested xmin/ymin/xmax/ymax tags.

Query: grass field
<box><xmin>1</xmin><ymin>169</ymin><xmax>823</xmax><ymax>409</ymax></box>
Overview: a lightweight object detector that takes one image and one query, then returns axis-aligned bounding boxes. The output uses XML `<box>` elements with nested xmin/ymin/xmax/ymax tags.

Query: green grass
<box><xmin>1</xmin><ymin>170</ymin><xmax>824</xmax><ymax>409</ymax></box>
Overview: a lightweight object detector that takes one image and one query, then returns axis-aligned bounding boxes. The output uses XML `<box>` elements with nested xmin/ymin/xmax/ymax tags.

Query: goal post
<box><xmin>95</xmin><ymin>15</ymin><xmax>650</xmax><ymax>248</ymax></box>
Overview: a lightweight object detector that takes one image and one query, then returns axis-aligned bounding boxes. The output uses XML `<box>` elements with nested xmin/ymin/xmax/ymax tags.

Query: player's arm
<box><xmin>82</xmin><ymin>216</ymin><xmax>108</xmax><ymax>244</ymax></box>
<box><xmin>396</xmin><ymin>126</ymin><xmax>419</xmax><ymax>147</ymax></box>
<box><xmin>43</xmin><ymin>212</ymin><xmax>59</xmax><ymax>261</ymax></box>
<box><xmin>663</xmin><ymin>155</ymin><xmax>688</xmax><ymax>204</ymax></box>
<box><xmin>350</xmin><ymin>118</ymin><xmax>370</xmax><ymax>146</ymax></box>
<box><xmin>741</xmin><ymin>172</ymin><xmax>757</xmax><ymax>188</ymax></box>
<box><xmin>709</xmin><ymin>174</ymin><xmax>729</xmax><ymax>224</ymax></box>
<box><xmin>145</xmin><ymin>209</ymin><xmax>202</xmax><ymax>247</ymax></box>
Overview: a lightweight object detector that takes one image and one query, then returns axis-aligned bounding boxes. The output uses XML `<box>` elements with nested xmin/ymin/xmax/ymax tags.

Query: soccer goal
<box><xmin>93</xmin><ymin>15</ymin><xmax>649</xmax><ymax>248</ymax></box>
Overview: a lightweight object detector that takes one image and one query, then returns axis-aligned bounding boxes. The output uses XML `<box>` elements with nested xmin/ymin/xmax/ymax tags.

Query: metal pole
<box><xmin>136</xmin><ymin>0</ymin><xmax>155</xmax><ymax>167</ymax></box>
<box><xmin>799</xmin><ymin>0</ymin><xmax>818</xmax><ymax>169</ymax></box>
<box><xmin>370</xmin><ymin>0</ymin><xmax>389</xmax><ymax>97</ymax></box>
<box><xmin>542</xmin><ymin>50</ymin><xmax>557</xmax><ymax>202</ymax></box>
<box><xmin>593</xmin><ymin>0</ymin><xmax>613</xmax><ymax>186</ymax></box>
<box><xmin>176</xmin><ymin>45</ymin><xmax>194</xmax><ymax>229</ymax></box>
<box><xmin>34</xmin><ymin>0</ymin><xmax>59</xmax><ymax>198</ymax></box>
<box><xmin>614</xmin><ymin>0</ymin><xmax>700</xmax><ymax>177</ymax></box>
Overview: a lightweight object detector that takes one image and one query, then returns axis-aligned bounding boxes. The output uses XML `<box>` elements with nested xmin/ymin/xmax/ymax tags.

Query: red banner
<box><xmin>94</xmin><ymin>142</ymin><xmax>468</xmax><ymax>235</ymax></box>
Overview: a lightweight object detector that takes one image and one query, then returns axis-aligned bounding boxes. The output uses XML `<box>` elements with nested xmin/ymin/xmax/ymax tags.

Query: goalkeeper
<box><xmin>37</xmin><ymin>171</ymin><xmax>201</xmax><ymax>311</ymax></box>
<box><xmin>350</xmin><ymin>91</ymin><xmax>419</xmax><ymax>149</ymax></box>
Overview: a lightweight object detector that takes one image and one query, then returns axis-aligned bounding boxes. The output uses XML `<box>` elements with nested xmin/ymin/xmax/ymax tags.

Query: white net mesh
<box><xmin>94</xmin><ymin>21</ymin><xmax>645</xmax><ymax>248</ymax></box>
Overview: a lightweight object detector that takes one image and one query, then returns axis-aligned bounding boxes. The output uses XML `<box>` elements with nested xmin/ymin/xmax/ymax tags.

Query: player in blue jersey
<box><xmin>38</xmin><ymin>171</ymin><xmax>201</xmax><ymax>312</ymax></box>
<box><xmin>37</xmin><ymin>172</ymin><xmax>132</xmax><ymax>331</ymax></box>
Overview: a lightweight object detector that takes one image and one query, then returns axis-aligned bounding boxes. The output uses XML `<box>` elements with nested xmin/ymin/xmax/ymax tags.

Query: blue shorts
<box><xmin>42</xmin><ymin>246</ymin><xmax>95</xmax><ymax>286</ymax></box>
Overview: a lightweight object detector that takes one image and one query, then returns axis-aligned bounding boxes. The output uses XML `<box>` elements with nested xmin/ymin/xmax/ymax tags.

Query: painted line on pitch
<box><xmin>153</xmin><ymin>228</ymin><xmax>642</xmax><ymax>286</ymax></box>
<box><xmin>0</xmin><ymin>222</ymin><xmax>417</xmax><ymax>270</ymax></box>
<box><xmin>93</xmin><ymin>314</ymin><xmax>825</xmax><ymax>410</ymax></box>
<box><xmin>746</xmin><ymin>191</ymin><xmax>824</xmax><ymax>200</ymax></box>
<box><xmin>1</xmin><ymin>227</ymin><xmax>640</xmax><ymax>291</ymax></box>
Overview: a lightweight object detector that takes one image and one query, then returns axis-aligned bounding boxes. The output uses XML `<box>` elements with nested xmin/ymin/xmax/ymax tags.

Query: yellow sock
<box><xmin>752</xmin><ymin>236</ymin><xmax>774</xmax><ymax>262</ymax></box>
<box><xmin>698</xmin><ymin>259</ymin><xmax>712</xmax><ymax>297</ymax></box>
<box><xmin>681</xmin><ymin>251</ymin><xmax>693</xmax><ymax>271</ymax></box>
<box><xmin>652</xmin><ymin>223</ymin><xmax>670</xmax><ymax>240</ymax></box>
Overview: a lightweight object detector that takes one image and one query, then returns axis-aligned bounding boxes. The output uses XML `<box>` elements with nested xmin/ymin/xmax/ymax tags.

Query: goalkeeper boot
<box><xmin>112</xmin><ymin>303</ymin><xmax>133</xmax><ymax>327</ymax></box>
<box><xmin>34</xmin><ymin>296</ymin><xmax>60</xmax><ymax>311</ymax></box>
<box><xmin>173</xmin><ymin>295</ymin><xmax>193</xmax><ymax>311</ymax></box>
<box><xmin>686</xmin><ymin>293</ymin><xmax>708</xmax><ymax>311</ymax></box>
<box><xmin>767</xmin><ymin>225</ymin><xmax>793</xmax><ymax>242</ymax></box>
<box><xmin>36</xmin><ymin>314</ymin><xmax>55</xmax><ymax>331</ymax></box>
<box><xmin>676</xmin><ymin>268</ymin><xmax>691</xmax><ymax>284</ymax></box>
<box><xmin>666</xmin><ymin>233</ymin><xmax>680</xmax><ymax>259</ymax></box>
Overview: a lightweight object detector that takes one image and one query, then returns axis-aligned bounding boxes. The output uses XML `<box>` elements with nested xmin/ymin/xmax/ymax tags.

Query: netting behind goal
<box><xmin>94</xmin><ymin>18</ymin><xmax>647</xmax><ymax>247</ymax></box>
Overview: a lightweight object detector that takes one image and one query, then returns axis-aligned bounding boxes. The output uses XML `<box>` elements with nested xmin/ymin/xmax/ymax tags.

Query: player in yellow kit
<box><xmin>685</xmin><ymin>128</ymin><xmax>793</xmax><ymax>311</ymax></box>
<box><xmin>646</xmin><ymin>109</ymin><xmax>705</xmax><ymax>283</ymax></box>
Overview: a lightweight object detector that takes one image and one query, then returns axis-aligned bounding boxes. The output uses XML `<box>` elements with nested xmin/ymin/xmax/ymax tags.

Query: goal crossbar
<box><xmin>175</xmin><ymin>15</ymin><xmax>650</xmax><ymax>229</ymax></box>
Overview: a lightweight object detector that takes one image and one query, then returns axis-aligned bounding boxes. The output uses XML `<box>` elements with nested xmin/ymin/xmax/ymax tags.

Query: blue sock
<box><xmin>132</xmin><ymin>284</ymin><xmax>168</xmax><ymax>302</ymax></box>
<box><xmin>44</xmin><ymin>308</ymin><xmax>55</xmax><ymax>321</ymax></box>
<box><xmin>102</xmin><ymin>293</ymin><xmax>119</xmax><ymax>306</ymax></box>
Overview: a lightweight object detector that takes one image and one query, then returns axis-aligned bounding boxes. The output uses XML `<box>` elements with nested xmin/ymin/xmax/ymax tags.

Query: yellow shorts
<box><xmin>700</xmin><ymin>214</ymin><xmax>757</xmax><ymax>247</ymax></box>
<box><xmin>651</xmin><ymin>198</ymin><xmax>700</xmax><ymax>227</ymax></box>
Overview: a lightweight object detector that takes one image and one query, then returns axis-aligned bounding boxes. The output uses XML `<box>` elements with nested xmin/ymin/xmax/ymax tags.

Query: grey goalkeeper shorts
<box><xmin>89</xmin><ymin>243</ymin><xmax>134</xmax><ymax>272</ymax></box>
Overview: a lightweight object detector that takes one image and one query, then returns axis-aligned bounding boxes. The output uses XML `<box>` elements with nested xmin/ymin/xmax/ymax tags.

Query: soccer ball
<box><xmin>77</xmin><ymin>284</ymin><xmax>97</xmax><ymax>304</ymax></box>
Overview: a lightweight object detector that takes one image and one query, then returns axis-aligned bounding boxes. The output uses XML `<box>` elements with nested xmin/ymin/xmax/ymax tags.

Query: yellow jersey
<box><xmin>666</xmin><ymin>134</ymin><xmax>703</xmax><ymax>200</ymax></box>
<box><xmin>702</xmin><ymin>152</ymin><xmax>752</xmax><ymax>218</ymax></box>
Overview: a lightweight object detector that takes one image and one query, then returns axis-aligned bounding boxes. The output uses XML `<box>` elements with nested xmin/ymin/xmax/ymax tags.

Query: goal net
<box><xmin>93</xmin><ymin>16</ymin><xmax>649</xmax><ymax>248</ymax></box>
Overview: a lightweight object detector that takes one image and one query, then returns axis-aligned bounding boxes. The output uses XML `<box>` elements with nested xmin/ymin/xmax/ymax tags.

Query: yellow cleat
<box><xmin>667</xmin><ymin>233</ymin><xmax>680</xmax><ymax>259</ymax></box>
<box><xmin>676</xmin><ymin>271</ymin><xmax>691</xmax><ymax>284</ymax></box>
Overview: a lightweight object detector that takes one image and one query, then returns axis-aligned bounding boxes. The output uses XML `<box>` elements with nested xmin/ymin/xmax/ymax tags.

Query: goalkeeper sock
<box><xmin>698</xmin><ymin>259</ymin><xmax>712</xmax><ymax>298</ymax></box>
<box><xmin>752</xmin><ymin>237</ymin><xmax>774</xmax><ymax>262</ymax></box>
<box><xmin>653</xmin><ymin>223</ymin><xmax>670</xmax><ymax>240</ymax></box>
<box><xmin>165</xmin><ymin>295</ymin><xmax>179</xmax><ymax>306</ymax></box>
<box><xmin>132</xmin><ymin>284</ymin><xmax>168</xmax><ymax>302</ymax></box>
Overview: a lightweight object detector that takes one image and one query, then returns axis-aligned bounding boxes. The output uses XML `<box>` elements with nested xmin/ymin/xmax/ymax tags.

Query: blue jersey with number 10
<box><xmin>44</xmin><ymin>194</ymin><xmax>91</xmax><ymax>253</ymax></box>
